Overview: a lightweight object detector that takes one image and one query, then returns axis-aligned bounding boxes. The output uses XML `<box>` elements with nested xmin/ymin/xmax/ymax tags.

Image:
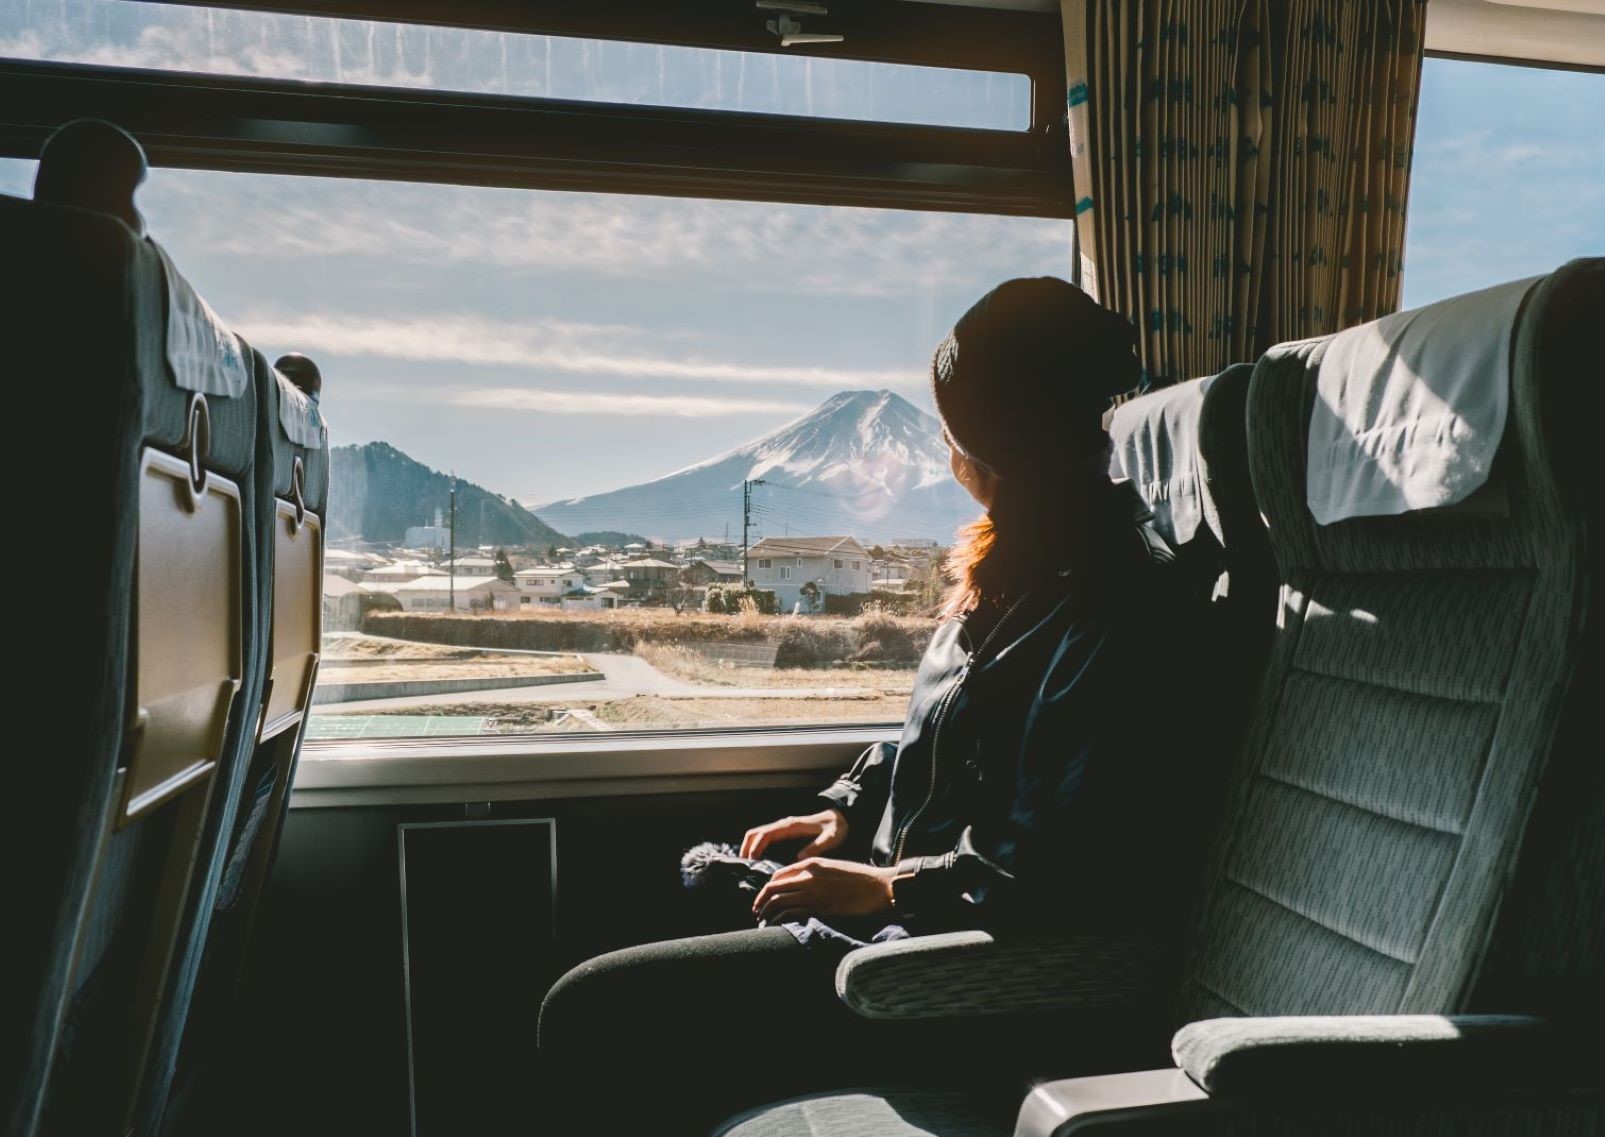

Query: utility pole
<box><xmin>448</xmin><ymin>473</ymin><xmax>457</xmax><ymax>612</ymax></box>
<box><xmin>741</xmin><ymin>478</ymin><xmax>765</xmax><ymax>585</ymax></box>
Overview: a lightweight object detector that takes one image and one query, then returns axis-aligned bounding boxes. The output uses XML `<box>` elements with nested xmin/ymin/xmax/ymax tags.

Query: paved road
<box><xmin>322</xmin><ymin>650</ymin><xmax>880</xmax><ymax>713</ymax></box>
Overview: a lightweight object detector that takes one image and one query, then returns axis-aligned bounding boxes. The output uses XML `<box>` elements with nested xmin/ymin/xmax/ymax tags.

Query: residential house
<box><xmin>869</xmin><ymin>558</ymin><xmax>914</xmax><ymax>588</ymax></box>
<box><xmin>582</xmin><ymin>559</ymin><xmax>628</xmax><ymax>587</ymax></box>
<box><xmin>682</xmin><ymin>558</ymin><xmax>742</xmax><ymax>587</ymax></box>
<box><xmin>360</xmin><ymin>560</ymin><xmax>444</xmax><ymax>584</ymax></box>
<box><xmin>514</xmin><ymin>566</ymin><xmax>588</xmax><ymax>605</ymax></box>
<box><xmin>442</xmin><ymin>555</ymin><xmax>498</xmax><ymax>577</ymax></box>
<box><xmin>745</xmin><ymin>536</ymin><xmax>871</xmax><ymax>612</ymax></box>
<box><xmin>559</xmin><ymin>588</ymin><xmax>620</xmax><ymax>611</ymax></box>
<box><xmin>617</xmin><ymin>557</ymin><xmax>679</xmax><ymax>594</ymax></box>
<box><xmin>322</xmin><ymin>573</ymin><xmax>366</xmax><ymax>630</ymax></box>
<box><xmin>378</xmin><ymin>575</ymin><xmax>520</xmax><ymax>612</ymax></box>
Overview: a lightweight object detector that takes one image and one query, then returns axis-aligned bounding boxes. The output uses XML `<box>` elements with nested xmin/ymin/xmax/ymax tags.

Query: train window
<box><xmin>1</xmin><ymin>0</ymin><xmax>1031</xmax><ymax>131</ymax></box>
<box><xmin>0</xmin><ymin>152</ymin><xmax>1067</xmax><ymax>740</ymax></box>
<box><xmin>1402</xmin><ymin>56</ymin><xmax>1605</xmax><ymax>307</ymax></box>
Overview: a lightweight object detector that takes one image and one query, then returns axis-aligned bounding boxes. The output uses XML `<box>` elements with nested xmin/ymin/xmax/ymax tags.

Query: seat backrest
<box><xmin>144</xmin><ymin>350</ymin><xmax>331</xmax><ymax>1132</ymax></box>
<box><xmin>1109</xmin><ymin>362</ymin><xmax>1272</xmax><ymax>634</ymax></box>
<box><xmin>1107</xmin><ymin>364</ymin><xmax>1276</xmax><ymax>930</ymax></box>
<box><xmin>1178</xmin><ymin>258</ymin><xmax>1602</xmax><ymax>1024</ymax></box>
<box><xmin>1</xmin><ymin>121</ymin><xmax>277</xmax><ymax>1137</ymax></box>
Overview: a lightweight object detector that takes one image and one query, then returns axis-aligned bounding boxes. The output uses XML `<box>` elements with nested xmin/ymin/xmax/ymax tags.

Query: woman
<box><xmin>538</xmin><ymin>277</ymin><xmax>1192</xmax><ymax>1132</ymax></box>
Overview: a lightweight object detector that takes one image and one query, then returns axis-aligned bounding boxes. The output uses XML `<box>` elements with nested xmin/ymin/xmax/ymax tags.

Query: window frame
<box><xmin>0</xmin><ymin>3</ymin><xmax>1076</xmax><ymax>767</ymax></box>
<box><xmin>0</xmin><ymin>0</ymin><xmax>1073</xmax><ymax>217</ymax></box>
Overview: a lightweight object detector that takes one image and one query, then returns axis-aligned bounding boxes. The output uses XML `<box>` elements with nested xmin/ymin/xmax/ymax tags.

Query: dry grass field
<box><xmin>364</xmin><ymin>604</ymin><xmax>937</xmax><ymax>668</ymax></box>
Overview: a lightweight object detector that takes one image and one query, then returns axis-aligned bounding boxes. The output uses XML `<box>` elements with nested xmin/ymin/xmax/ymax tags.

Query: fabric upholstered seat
<box><xmin>4</xmin><ymin>122</ymin><xmax>327</xmax><ymax>1135</ymax></box>
<box><xmin>2</xmin><ymin>181</ymin><xmax>272</xmax><ymax>1135</ymax></box>
<box><xmin>714</xmin><ymin>259</ymin><xmax>1603</xmax><ymax>1136</ymax></box>
<box><xmin>149</xmin><ymin>351</ymin><xmax>332</xmax><ymax>1130</ymax></box>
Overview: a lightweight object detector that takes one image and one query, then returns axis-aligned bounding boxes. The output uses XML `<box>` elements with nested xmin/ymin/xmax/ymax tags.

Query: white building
<box><xmin>378</xmin><ymin>575</ymin><xmax>520</xmax><ymax>612</ymax></box>
<box><xmin>515</xmin><ymin>566</ymin><xmax>588</xmax><ymax>604</ymax></box>
<box><xmin>870</xmin><ymin>558</ymin><xmax>914</xmax><ymax>586</ymax></box>
<box><xmin>442</xmin><ymin>556</ymin><xmax>498</xmax><ymax>577</ymax></box>
<box><xmin>582</xmin><ymin>559</ymin><xmax>628</xmax><ymax>586</ymax></box>
<box><xmin>404</xmin><ymin>508</ymin><xmax>452</xmax><ymax>551</ymax></box>
<box><xmin>559</xmin><ymin>589</ymin><xmax>621</xmax><ymax>611</ymax></box>
<box><xmin>360</xmin><ymin>561</ymin><xmax>444</xmax><ymax>584</ymax></box>
<box><xmin>746</xmin><ymin>536</ymin><xmax>872</xmax><ymax>612</ymax></box>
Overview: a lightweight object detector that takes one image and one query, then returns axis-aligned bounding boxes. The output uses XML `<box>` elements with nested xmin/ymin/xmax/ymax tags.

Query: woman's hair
<box><xmin>938</xmin><ymin>437</ymin><xmax>1115</xmax><ymax>618</ymax></box>
<box><xmin>932</xmin><ymin>277</ymin><xmax>1139</xmax><ymax>618</ymax></box>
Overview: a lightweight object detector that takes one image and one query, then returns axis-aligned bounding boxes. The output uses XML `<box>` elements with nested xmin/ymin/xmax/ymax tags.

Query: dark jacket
<box><xmin>818</xmin><ymin>480</ymin><xmax>1195</xmax><ymax>935</ymax></box>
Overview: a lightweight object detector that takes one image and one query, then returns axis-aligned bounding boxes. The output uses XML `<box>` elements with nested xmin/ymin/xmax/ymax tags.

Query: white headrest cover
<box><xmin>275</xmin><ymin>366</ymin><xmax>326</xmax><ymax>450</ymax></box>
<box><xmin>152</xmin><ymin>240</ymin><xmax>249</xmax><ymax>398</ymax></box>
<box><xmin>1108</xmin><ymin>374</ymin><xmax>1221</xmax><ymax>547</ymax></box>
<box><xmin>1307</xmin><ymin>274</ymin><xmax>1542</xmax><ymax>526</ymax></box>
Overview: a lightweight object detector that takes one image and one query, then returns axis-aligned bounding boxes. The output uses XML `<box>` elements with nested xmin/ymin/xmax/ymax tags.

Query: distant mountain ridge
<box><xmin>329</xmin><ymin>441</ymin><xmax>569</xmax><ymax>549</ymax></box>
<box><xmin>530</xmin><ymin>390</ymin><xmax>975</xmax><ymax>544</ymax></box>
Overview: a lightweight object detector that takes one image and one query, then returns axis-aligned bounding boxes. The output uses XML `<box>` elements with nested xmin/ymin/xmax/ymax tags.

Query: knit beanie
<box><xmin>931</xmin><ymin>277</ymin><xmax>1139</xmax><ymax>478</ymax></box>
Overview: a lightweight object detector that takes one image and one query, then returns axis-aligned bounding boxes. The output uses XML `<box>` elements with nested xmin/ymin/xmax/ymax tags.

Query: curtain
<box><xmin>1062</xmin><ymin>0</ymin><xmax>1427</xmax><ymax>389</ymax></box>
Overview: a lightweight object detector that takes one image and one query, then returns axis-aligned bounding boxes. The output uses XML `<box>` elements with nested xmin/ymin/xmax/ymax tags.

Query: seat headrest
<box><xmin>1306</xmin><ymin>274</ymin><xmax>1544</xmax><ymax>526</ymax></box>
<box><xmin>1108</xmin><ymin>374</ymin><xmax>1221</xmax><ymax>548</ymax></box>
<box><xmin>33</xmin><ymin>119</ymin><xmax>148</xmax><ymax>237</ymax></box>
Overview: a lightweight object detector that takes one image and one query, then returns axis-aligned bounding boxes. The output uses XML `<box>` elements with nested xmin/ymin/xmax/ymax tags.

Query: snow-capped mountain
<box><xmin>529</xmin><ymin>390</ymin><xmax>976</xmax><ymax>545</ymax></box>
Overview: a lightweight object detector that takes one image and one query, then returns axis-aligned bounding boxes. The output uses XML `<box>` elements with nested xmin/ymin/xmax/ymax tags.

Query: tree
<box><xmin>799</xmin><ymin>580</ymin><xmax>821</xmax><ymax>613</ymax></box>
<box><xmin>493</xmin><ymin>548</ymin><xmax>515</xmax><ymax>583</ymax></box>
<box><xmin>661</xmin><ymin>569</ymin><xmax>699</xmax><ymax>614</ymax></box>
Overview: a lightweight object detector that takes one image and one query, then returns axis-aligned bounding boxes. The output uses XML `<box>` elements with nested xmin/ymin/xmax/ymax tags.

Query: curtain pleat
<box><xmin>1060</xmin><ymin>0</ymin><xmax>1425</xmax><ymax>390</ymax></box>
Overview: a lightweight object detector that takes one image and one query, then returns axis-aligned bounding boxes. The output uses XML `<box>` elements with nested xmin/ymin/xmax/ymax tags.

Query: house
<box><xmin>681</xmin><ymin>558</ymin><xmax>742</xmax><ymax>587</ymax></box>
<box><xmin>869</xmin><ymin>558</ymin><xmax>913</xmax><ymax>586</ymax></box>
<box><xmin>360</xmin><ymin>560</ymin><xmax>444</xmax><ymax>584</ymax></box>
<box><xmin>514</xmin><ymin>566</ymin><xmax>588</xmax><ymax>604</ymax></box>
<box><xmin>442</xmin><ymin>555</ymin><xmax>498</xmax><ymax>577</ymax></box>
<box><xmin>616</xmin><ymin>557</ymin><xmax>679</xmax><ymax>592</ymax></box>
<box><xmin>378</xmin><ymin>575</ymin><xmax>521</xmax><ymax>612</ymax></box>
<box><xmin>560</xmin><ymin>587</ymin><xmax>621</xmax><ymax>611</ymax></box>
<box><xmin>745</xmin><ymin>536</ymin><xmax>871</xmax><ymax>612</ymax></box>
<box><xmin>323</xmin><ymin>547</ymin><xmax>370</xmax><ymax>581</ymax></box>
<box><xmin>322</xmin><ymin>573</ymin><xmax>367</xmax><ymax>630</ymax></box>
<box><xmin>582</xmin><ymin>559</ymin><xmax>628</xmax><ymax>586</ymax></box>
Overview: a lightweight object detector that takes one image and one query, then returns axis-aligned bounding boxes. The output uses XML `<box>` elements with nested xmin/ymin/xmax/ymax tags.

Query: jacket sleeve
<box><xmin>889</xmin><ymin>616</ymin><xmax>1114</xmax><ymax>926</ymax></box>
<box><xmin>818</xmin><ymin>741</ymin><xmax>896</xmax><ymax>841</ymax></box>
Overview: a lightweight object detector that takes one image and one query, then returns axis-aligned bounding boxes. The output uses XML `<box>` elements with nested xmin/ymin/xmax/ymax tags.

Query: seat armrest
<box><xmin>1171</xmin><ymin>1014</ymin><xmax>1579</xmax><ymax>1097</ymax></box>
<box><xmin>835</xmin><ymin>930</ymin><xmax>1166</xmax><ymax>1020</ymax></box>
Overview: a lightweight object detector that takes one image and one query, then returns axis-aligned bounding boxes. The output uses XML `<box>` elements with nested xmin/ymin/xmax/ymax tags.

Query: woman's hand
<box><xmin>752</xmin><ymin>858</ymin><xmax>896</xmax><ymax>925</ymax></box>
<box><xmin>740</xmin><ymin>808</ymin><xmax>848</xmax><ymax>861</ymax></box>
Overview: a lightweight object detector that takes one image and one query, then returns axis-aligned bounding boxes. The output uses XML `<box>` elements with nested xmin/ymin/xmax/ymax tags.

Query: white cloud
<box><xmin>334</xmin><ymin>377</ymin><xmax>807</xmax><ymax>416</ymax></box>
<box><xmin>234</xmin><ymin>311</ymin><xmax>921</xmax><ymax>388</ymax></box>
<box><xmin>151</xmin><ymin>174</ymin><xmax>1069</xmax><ymax>299</ymax></box>
<box><xmin>444</xmin><ymin>388</ymin><xmax>810</xmax><ymax>417</ymax></box>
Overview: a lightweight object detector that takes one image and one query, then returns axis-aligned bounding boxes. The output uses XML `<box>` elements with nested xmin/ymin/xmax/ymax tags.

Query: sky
<box><xmin>2</xmin><ymin>1</ymin><xmax>1601</xmax><ymax>507</ymax></box>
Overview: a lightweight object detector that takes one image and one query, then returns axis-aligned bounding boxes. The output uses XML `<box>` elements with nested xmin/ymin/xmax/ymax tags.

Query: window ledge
<box><xmin>291</xmin><ymin>724</ymin><xmax>897</xmax><ymax>808</ymax></box>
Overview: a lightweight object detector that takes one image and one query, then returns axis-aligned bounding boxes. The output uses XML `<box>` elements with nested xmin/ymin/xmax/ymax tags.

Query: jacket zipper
<box><xmin>891</xmin><ymin>591</ymin><xmax>1031</xmax><ymax>864</ymax></box>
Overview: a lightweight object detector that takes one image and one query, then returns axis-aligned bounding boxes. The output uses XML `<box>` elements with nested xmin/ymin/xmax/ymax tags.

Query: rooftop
<box><xmin>747</xmin><ymin>536</ymin><xmax>867</xmax><ymax>557</ymax></box>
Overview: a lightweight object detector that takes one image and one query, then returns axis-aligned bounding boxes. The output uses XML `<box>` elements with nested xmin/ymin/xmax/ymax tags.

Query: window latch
<box><xmin>758</xmin><ymin>3</ymin><xmax>844</xmax><ymax>47</ymax></box>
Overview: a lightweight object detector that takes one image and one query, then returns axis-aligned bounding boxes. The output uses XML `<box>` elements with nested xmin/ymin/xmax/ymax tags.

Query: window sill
<box><xmin>291</xmin><ymin>723</ymin><xmax>897</xmax><ymax>808</ymax></box>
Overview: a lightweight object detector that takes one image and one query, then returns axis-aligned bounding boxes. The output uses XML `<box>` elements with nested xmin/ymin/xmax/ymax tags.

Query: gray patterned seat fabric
<box><xmin>717</xmin><ymin>1088</ymin><xmax>1017</xmax><ymax>1137</ymax></box>
<box><xmin>1181</xmin><ymin>258</ymin><xmax>1599</xmax><ymax>1022</ymax></box>
<box><xmin>714</xmin><ymin>260</ymin><xmax>1602</xmax><ymax>1136</ymax></box>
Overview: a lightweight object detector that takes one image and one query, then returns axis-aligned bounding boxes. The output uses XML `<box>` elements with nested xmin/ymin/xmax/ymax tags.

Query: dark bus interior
<box><xmin>3</xmin><ymin>2</ymin><xmax>1601</xmax><ymax>1135</ymax></box>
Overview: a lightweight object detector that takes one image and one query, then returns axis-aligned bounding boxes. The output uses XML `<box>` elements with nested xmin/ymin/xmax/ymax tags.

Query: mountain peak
<box><xmin>530</xmin><ymin>388</ymin><xmax>972</xmax><ymax>544</ymax></box>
